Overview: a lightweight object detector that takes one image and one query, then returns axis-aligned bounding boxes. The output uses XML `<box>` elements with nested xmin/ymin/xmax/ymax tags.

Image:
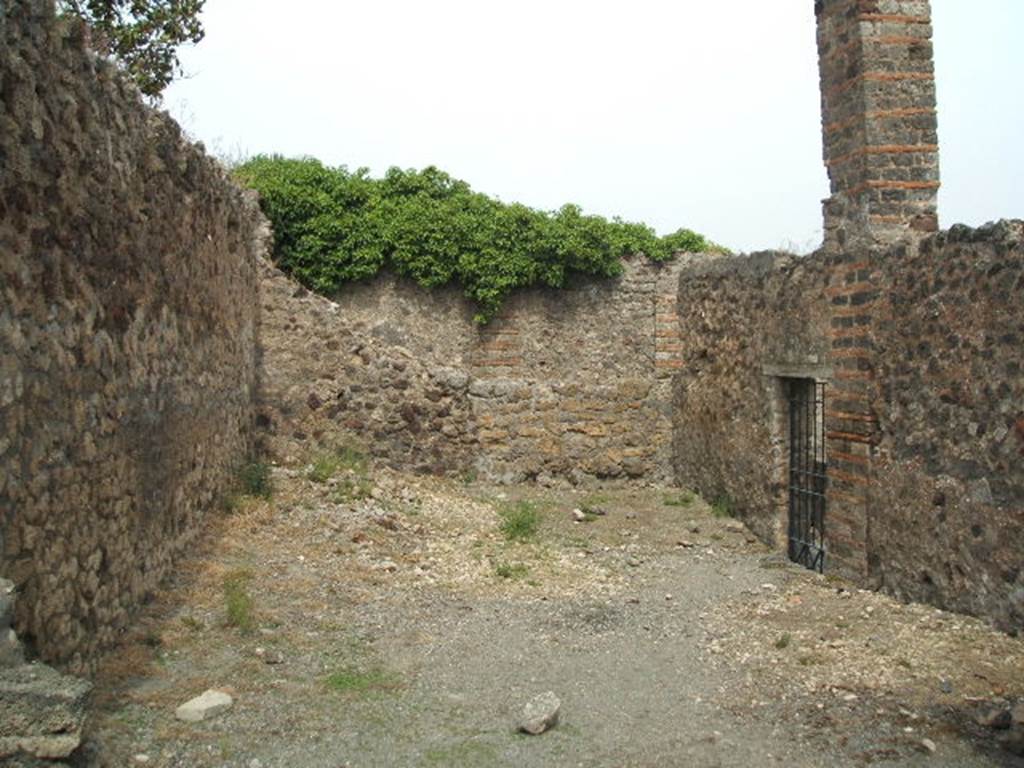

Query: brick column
<box><xmin>823</xmin><ymin>254</ymin><xmax>880</xmax><ymax>578</ymax></box>
<box><xmin>654</xmin><ymin>263</ymin><xmax>685</xmax><ymax>379</ymax></box>
<box><xmin>816</xmin><ymin>0</ymin><xmax>940</xmax><ymax>251</ymax></box>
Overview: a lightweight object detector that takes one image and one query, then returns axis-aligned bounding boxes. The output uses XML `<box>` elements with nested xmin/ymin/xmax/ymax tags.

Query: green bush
<box><xmin>711</xmin><ymin>495</ymin><xmax>734</xmax><ymax>518</ymax></box>
<box><xmin>497</xmin><ymin>500</ymin><xmax>541</xmax><ymax>541</ymax></box>
<box><xmin>237</xmin><ymin>460</ymin><xmax>273</xmax><ymax>499</ymax></box>
<box><xmin>223</xmin><ymin>569</ymin><xmax>254</xmax><ymax>632</ymax></box>
<box><xmin>235</xmin><ymin>156</ymin><xmax>727</xmax><ymax>322</ymax></box>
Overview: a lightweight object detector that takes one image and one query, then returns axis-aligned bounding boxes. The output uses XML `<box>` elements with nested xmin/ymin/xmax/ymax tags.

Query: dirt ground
<box><xmin>77</xmin><ymin>461</ymin><xmax>1024</xmax><ymax>768</ymax></box>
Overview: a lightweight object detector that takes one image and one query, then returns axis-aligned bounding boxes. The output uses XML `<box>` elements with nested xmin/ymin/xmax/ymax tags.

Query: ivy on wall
<box><xmin>236</xmin><ymin>156</ymin><xmax>725</xmax><ymax>322</ymax></box>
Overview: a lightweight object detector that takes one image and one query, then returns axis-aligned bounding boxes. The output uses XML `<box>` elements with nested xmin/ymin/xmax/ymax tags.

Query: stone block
<box><xmin>518</xmin><ymin>691</ymin><xmax>560</xmax><ymax>735</ymax></box>
<box><xmin>0</xmin><ymin>664</ymin><xmax>91</xmax><ymax>761</ymax></box>
<box><xmin>175</xmin><ymin>689</ymin><xmax>234</xmax><ymax>723</ymax></box>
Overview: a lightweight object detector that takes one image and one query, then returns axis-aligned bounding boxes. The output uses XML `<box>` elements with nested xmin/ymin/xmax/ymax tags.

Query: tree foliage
<box><xmin>235</xmin><ymin>156</ymin><xmax>727</xmax><ymax>323</ymax></box>
<box><xmin>58</xmin><ymin>0</ymin><xmax>205</xmax><ymax>98</ymax></box>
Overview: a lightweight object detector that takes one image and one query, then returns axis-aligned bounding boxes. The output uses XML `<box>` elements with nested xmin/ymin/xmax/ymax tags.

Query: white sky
<box><xmin>164</xmin><ymin>0</ymin><xmax>1023</xmax><ymax>254</ymax></box>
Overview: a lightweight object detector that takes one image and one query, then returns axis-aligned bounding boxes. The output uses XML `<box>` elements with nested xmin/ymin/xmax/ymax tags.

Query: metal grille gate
<box><xmin>786</xmin><ymin>379</ymin><xmax>827</xmax><ymax>572</ymax></box>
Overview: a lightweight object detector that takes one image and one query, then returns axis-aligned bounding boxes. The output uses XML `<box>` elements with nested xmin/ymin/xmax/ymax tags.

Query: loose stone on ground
<box><xmin>518</xmin><ymin>691</ymin><xmax>561</xmax><ymax>735</ymax></box>
<box><xmin>175</xmin><ymin>690</ymin><xmax>234</xmax><ymax>723</ymax></box>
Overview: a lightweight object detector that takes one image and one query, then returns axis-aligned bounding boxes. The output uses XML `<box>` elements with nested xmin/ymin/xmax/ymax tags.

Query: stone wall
<box><xmin>672</xmin><ymin>251</ymin><xmax>834</xmax><ymax>548</ymax></box>
<box><xmin>869</xmin><ymin>221</ymin><xmax>1024</xmax><ymax>628</ymax></box>
<box><xmin>0</xmin><ymin>2</ymin><xmax>265</xmax><ymax>671</ymax></box>
<box><xmin>672</xmin><ymin>221</ymin><xmax>1024</xmax><ymax>631</ymax></box>
<box><xmin>259</xmin><ymin>256</ymin><xmax>685</xmax><ymax>485</ymax></box>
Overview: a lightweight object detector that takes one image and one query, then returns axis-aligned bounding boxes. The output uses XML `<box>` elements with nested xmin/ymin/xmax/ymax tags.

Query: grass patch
<box><xmin>566</xmin><ymin>535</ymin><xmax>591</xmax><ymax>550</ymax></box>
<box><xmin>798</xmin><ymin>654</ymin><xmax>824</xmax><ymax>667</ymax></box>
<box><xmin>324</xmin><ymin>666</ymin><xmax>396</xmax><ymax>695</ymax></box>
<box><xmin>581</xmin><ymin>492</ymin><xmax>611</xmax><ymax>508</ymax></box>
<box><xmin>774</xmin><ymin>633</ymin><xmax>792</xmax><ymax>650</ymax></box>
<box><xmin>497</xmin><ymin>500</ymin><xmax>540</xmax><ymax>541</ymax></box>
<box><xmin>663</xmin><ymin>490</ymin><xmax>695</xmax><ymax>507</ymax></box>
<box><xmin>710</xmin><ymin>495</ymin><xmax>734</xmax><ymax>518</ymax></box>
<box><xmin>331</xmin><ymin>476</ymin><xmax>373</xmax><ymax>503</ymax></box>
<box><xmin>237</xmin><ymin>460</ymin><xmax>273</xmax><ymax>499</ymax></box>
<box><xmin>494</xmin><ymin>562</ymin><xmax>529</xmax><ymax>580</ymax></box>
<box><xmin>223</xmin><ymin>569</ymin><xmax>255</xmax><ymax>632</ymax></box>
<box><xmin>180</xmin><ymin>616</ymin><xmax>204</xmax><ymax>633</ymax></box>
<box><xmin>308</xmin><ymin>444</ymin><xmax>367</xmax><ymax>483</ymax></box>
<box><xmin>424</xmin><ymin>739</ymin><xmax>499</xmax><ymax>766</ymax></box>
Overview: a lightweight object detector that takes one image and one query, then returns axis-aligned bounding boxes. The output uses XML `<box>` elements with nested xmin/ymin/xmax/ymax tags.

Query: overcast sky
<box><xmin>164</xmin><ymin>1</ymin><xmax>1023</xmax><ymax>254</ymax></box>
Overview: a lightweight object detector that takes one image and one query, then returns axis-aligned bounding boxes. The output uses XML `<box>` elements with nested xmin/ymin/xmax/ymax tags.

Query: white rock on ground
<box><xmin>175</xmin><ymin>690</ymin><xmax>234</xmax><ymax>723</ymax></box>
<box><xmin>518</xmin><ymin>691</ymin><xmax>561</xmax><ymax>735</ymax></box>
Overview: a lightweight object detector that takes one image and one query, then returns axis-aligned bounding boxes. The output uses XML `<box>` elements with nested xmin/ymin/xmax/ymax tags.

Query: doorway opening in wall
<box><xmin>785</xmin><ymin>378</ymin><xmax>827</xmax><ymax>573</ymax></box>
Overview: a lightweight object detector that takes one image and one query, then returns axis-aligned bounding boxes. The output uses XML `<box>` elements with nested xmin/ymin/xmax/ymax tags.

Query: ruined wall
<box><xmin>0</xmin><ymin>3</ymin><xmax>264</xmax><ymax>671</ymax></box>
<box><xmin>672</xmin><ymin>221</ymin><xmax>1024</xmax><ymax>631</ymax></box>
<box><xmin>671</xmin><ymin>252</ymin><xmax>834</xmax><ymax>547</ymax></box>
<box><xmin>259</xmin><ymin>256</ymin><xmax>685</xmax><ymax>484</ymax></box>
<box><xmin>672</xmin><ymin>0</ymin><xmax>1021</xmax><ymax>631</ymax></box>
<box><xmin>869</xmin><ymin>221</ymin><xmax>1024</xmax><ymax>629</ymax></box>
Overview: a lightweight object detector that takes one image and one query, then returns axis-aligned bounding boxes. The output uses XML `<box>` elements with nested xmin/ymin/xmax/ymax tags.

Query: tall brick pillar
<box><xmin>816</xmin><ymin>0</ymin><xmax>940</xmax><ymax>251</ymax></box>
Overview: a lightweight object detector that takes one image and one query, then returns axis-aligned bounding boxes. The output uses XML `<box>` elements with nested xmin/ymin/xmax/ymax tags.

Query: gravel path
<box><xmin>78</xmin><ymin>466</ymin><xmax>1024</xmax><ymax>767</ymax></box>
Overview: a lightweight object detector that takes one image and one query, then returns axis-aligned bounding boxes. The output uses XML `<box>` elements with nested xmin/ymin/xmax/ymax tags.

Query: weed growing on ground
<box><xmin>494</xmin><ymin>562</ymin><xmax>529</xmax><ymax>580</ymax></box>
<box><xmin>180</xmin><ymin>616</ymin><xmax>204</xmax><ymax>633</ymax></box>
<box><xmin>663</xmin><ymin>490</ymin><xmax>695</xmax><ymax>507</ymax></box>
<box><xmin>423</xmin><ymin>740</ymin><xmax>500</xmax><ymax>765</ymax></box>
<box><xmin>324</xmin><ymin>667</ymin><xmax>396</xmax><ymax>694</ymax></box>
<box><xmin>331</xmin><ymin>476</ymin><xmax>373</xmax><ymax>503</ymax></box>
<box><xmin>498</xmin><ymin>500</ymin><xmax>540</xmax><ymax>541</ymax></box>
<box><xmin>223</xmin><ymin>569</ymin><xmax>255</xmax><ymax>632</ymax></box>
<box><xmin>774</xmin><ymin>633</ymin><xmax>792</xmax><ymax>650</ymax></box>
<box><xmin>237</xmin><ymin>460</ymin><xmax>273</xmax><ymax>499</ymax></box>
<box><xmin>308</xmin><ymin>455</ymin><xmax>340</xmax><ymax>483</ymax></box>
<box><xmin>581</xmin><ymin>492</ymin><xmax>611</xmax><ymax>508</ymax></box>
<box><xmin>308</xmin><ymin>444</ymin><xmax>367</xmax><ymax>483</ymax></box>
<box><xmin>223</xmin><ymin>460</ymin><xmax>273</xmax><ymax>509</ymax></box>
<box><xmin>710</xmin><ymin>495</ymin><xmax>733</xmax><ymax>518</ymax></box>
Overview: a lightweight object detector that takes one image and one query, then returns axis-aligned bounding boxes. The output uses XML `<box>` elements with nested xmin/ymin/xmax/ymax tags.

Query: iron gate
<box><xmin>786</xmin><ymin>378</ymin><xmax>827</xmax><ymax>572</ymax></box>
